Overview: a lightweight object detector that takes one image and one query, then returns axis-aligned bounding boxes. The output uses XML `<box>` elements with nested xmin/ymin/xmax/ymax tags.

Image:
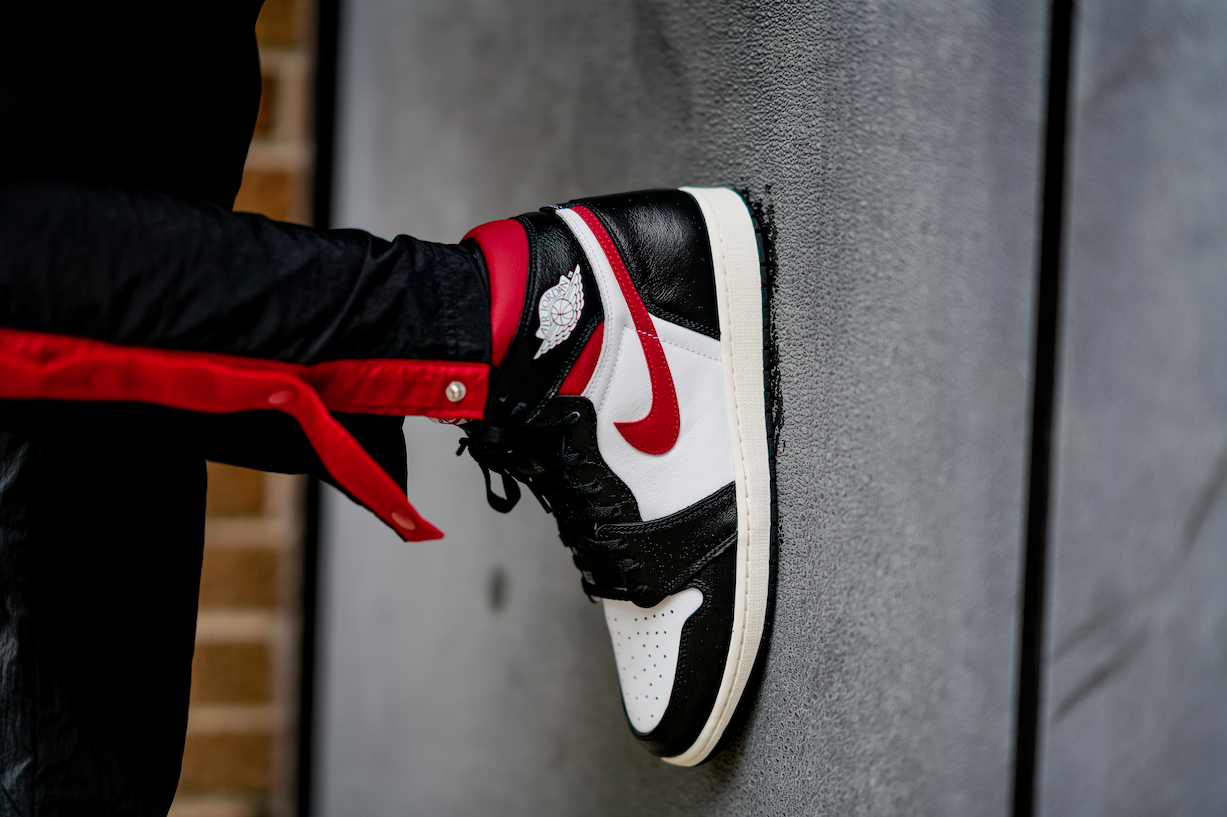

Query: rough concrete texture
<box><xmin>1038</xmin><ymin>2</ymin><xmax>1227</xmax><ymax>814</ymax></box>
<box><xmin>316</xmin><ymin>1</ymin><xmax>1048</xmax><ymax>814</ymax></box>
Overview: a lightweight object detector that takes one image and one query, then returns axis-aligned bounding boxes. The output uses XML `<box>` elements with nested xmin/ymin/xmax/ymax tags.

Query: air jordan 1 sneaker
<box><xmin>460</xmin><ymin>187</ymin><xmax>775</xmax><ymax>765</ymax></box>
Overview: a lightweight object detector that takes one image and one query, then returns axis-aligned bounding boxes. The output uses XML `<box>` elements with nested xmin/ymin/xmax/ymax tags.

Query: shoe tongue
<box><xmin>484</xmin><ymin>211</ymin><xmax>605</xmax><ymax>426</ymax></box>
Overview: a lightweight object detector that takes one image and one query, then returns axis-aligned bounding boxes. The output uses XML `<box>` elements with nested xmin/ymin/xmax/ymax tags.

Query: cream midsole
<box><xmin>664</xmin><ymin>186</ymin><xmax>771</xmax><ymax>767</ymax></box>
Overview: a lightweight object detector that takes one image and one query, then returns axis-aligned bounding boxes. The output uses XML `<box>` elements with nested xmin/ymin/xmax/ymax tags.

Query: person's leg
<box><xmin>0</xmin><ymin>402</ymin><xmax>205</xmax><ymax>816</ymax></box>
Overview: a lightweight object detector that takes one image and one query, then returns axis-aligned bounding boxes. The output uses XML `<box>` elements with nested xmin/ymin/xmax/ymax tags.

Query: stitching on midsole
<box><xmin>682</xmin><ymin>188</ymin><xmax>757</xmax><ymax>763</ymax></box>
<box><xmin>710</xmin><ymin>194</ymin><xmax>754</xmax><ymax>755</ymax></box>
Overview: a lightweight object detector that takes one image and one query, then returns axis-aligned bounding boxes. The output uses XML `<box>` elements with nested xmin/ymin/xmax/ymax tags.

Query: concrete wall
<box><xmin>1037</xmin><ymin>2</ymin><xmax>1227</xmax><ymax>814</ymax></box>
<box><xmin>314</xmin><ymin>2</ymin><xmax>1050</xmax><ymax>814</ymax></box>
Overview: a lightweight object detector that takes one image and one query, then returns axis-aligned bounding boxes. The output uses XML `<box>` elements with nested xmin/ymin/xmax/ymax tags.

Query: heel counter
<box><xmin>572</xmin><ymin>189</ymin><xmax>721</xmax><ymax>340</ymax></box>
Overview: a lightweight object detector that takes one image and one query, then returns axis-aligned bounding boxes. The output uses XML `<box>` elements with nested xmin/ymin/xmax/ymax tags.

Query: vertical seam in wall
<box><xmin>1013</xmin><ymin>1</ymin><xmax>1076</xmax><ymax>816</ymax></box>
<box><xmin>297</xmin><ymin>476</ymin><xmax>323</xmax><ymax>817</ymax></box>
<box><xmin>311</xmin><ymin>0</ymin><xmax>340</xmax><ymax>233</ymax></box>
<box><xmin>298</xmin><ymin>1</ymin><xmax>341</xmax><ymax>815</ymax></box>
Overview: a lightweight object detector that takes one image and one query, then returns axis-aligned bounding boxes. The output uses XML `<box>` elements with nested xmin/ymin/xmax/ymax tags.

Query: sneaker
<box><xmin>459</xmin><ymin>187</ymin><xmax>775</xmax><ymax>766</ymax></box>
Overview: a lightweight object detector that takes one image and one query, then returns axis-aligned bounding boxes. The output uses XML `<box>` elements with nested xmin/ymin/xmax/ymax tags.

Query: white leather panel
<box><xmin>555</xmin><ymin>206</ymin><xmax>735</xmax><ymax>522</ymax></box>
<box><xmin>603</xmin><ymin>587</ymin><xmax>704</xmax><ymax>734</ymax></box>
<box><xmin>594</xmin><ymin>319</ymin><xmax>733</xmax><ymax>520</ymax></box>
<box><xmin>554</xmin><ymin>207</ymin><xmax>630</xmax><ymax>410</ymax></box>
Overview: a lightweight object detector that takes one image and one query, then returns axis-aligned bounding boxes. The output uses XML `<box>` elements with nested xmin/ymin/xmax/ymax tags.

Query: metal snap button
<box><xmin>445</xmin><ymin>381</ymin><xmax>466</xmax><ymax>402</ymax></box>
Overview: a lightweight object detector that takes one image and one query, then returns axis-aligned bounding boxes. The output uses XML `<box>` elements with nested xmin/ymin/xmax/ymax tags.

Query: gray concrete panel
<box><xmin>1038</xmin><ymin>2</ymin><xmax>1227</xmax><ymax>814</ymax></box>
<box><xmin>316</xmin><ymin>1</ymin><xmax>1048</xmax><ymax>814</ymax></box>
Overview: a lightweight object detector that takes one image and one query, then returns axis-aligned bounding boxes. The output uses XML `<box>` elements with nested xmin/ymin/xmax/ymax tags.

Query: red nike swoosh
<box><xmin>572</xmin><ymin>206</ymin><xmax>680</xmax><ymax>455</ymax></box>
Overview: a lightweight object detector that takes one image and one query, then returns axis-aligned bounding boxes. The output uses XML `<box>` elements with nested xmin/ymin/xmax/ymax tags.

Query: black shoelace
<box><xmin>457</xmin><ymin>414</ymin><xmax>646</xmax><ymax>602</ymax></box>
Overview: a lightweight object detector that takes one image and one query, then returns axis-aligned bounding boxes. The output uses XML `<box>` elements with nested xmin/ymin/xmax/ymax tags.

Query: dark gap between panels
<box><xmin>1012</xmin><ymin>0</ymin><xmax>1076</xmax><ymax>816</ymax></box>
<box><xmin>297</xmin><ymin>0</ymin><xmax>342</xmax><ymax>814</ymax></box>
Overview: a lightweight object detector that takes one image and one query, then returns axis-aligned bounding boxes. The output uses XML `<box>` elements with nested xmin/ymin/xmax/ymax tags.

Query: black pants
<box><xmin>0</xmin><ymin>243</ymin><xmax>489</xmax><ymax>817</ymax></box>
<box><xmin>0</xmin><ymin>4</ymin><xmax>491</xmax><ymax>812</ymax></box>
<box><xmin>0</xmin><ymin>404</ymin><xmax>207</xmax><ymax>814</ymax></box>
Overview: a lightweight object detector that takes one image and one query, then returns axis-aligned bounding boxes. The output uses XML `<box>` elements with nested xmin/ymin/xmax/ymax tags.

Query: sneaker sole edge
<box><xmin>665</xmin><ymin>186</ymin><xmax>773</xmax><ymax>767</ymax></box>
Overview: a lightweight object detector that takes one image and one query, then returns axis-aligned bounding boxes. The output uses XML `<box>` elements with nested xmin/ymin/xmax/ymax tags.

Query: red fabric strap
<box><xmin>0</xmin><ymin>328</ymin><xmax>491</xmax><ymax>541</ymax></box>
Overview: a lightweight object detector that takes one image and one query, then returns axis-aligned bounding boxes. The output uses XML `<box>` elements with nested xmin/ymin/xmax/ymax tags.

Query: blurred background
<box><xmin>173</xmin><ymin>2</ymin><xmax>317</xmax><ymax>816</ymax></box>
<box><xmin>182</xmin><ymin>0</ymin><xmax>1227</xmax><ymax>815</ymax></box>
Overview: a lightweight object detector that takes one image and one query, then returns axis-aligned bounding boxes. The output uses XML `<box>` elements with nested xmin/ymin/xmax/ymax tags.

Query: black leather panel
<box><xmin>568</xmin><ymin>189</ymin><xmax>721</xmax><ymax>339</ymax></box>
<box><xmin>483</xmin><ymin>212</ymin><xmax>604</xmax><ymax>426</ymax></box>
<box><xmin>601</xmin><ymin>482</ymin><xmax>737</xmax><ymax>608</ymax></box>
<box><xmin>632</xmin><ymin>544</ymin><xmax>737</xmax><ymax>757</ymax></box>
<box><xmin>531</xmin><ymin>396</ymin><xmax>642</xmax><ymax>528</ymax></box>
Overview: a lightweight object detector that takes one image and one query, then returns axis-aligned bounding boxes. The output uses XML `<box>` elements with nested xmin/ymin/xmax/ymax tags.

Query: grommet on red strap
<box><xmin>445</xmin><ymin>381</ymin><xmax>466</xmax><ymax>402</ymax></box>
<box><xmin>266</xmin><ymin>388</ymin><xmax>296</xmax><ymax>406</ymax></box>
<box><xmin>391</xmin><ymin>510</ymin><xmax>417</xmax><ymax>531</ymax></box>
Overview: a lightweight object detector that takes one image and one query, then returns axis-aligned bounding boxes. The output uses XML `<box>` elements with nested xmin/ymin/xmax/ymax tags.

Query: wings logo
<box><xmin>533</xmin><ymin>265</ymin><xmax>584</xmax><ymax>359</ymax></box>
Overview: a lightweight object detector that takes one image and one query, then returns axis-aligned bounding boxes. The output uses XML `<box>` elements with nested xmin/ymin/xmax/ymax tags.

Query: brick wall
<box><xmin>170</xmin><ymin>2</ymin><xmax>317</xmax><ymax>816</ymax></box>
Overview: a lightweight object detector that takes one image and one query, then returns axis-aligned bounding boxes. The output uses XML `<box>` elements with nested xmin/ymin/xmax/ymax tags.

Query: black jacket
<box><xmin>0</xmin><ymin>3</ymin><xmax>489</xmax><ymax>813</ymax></box>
